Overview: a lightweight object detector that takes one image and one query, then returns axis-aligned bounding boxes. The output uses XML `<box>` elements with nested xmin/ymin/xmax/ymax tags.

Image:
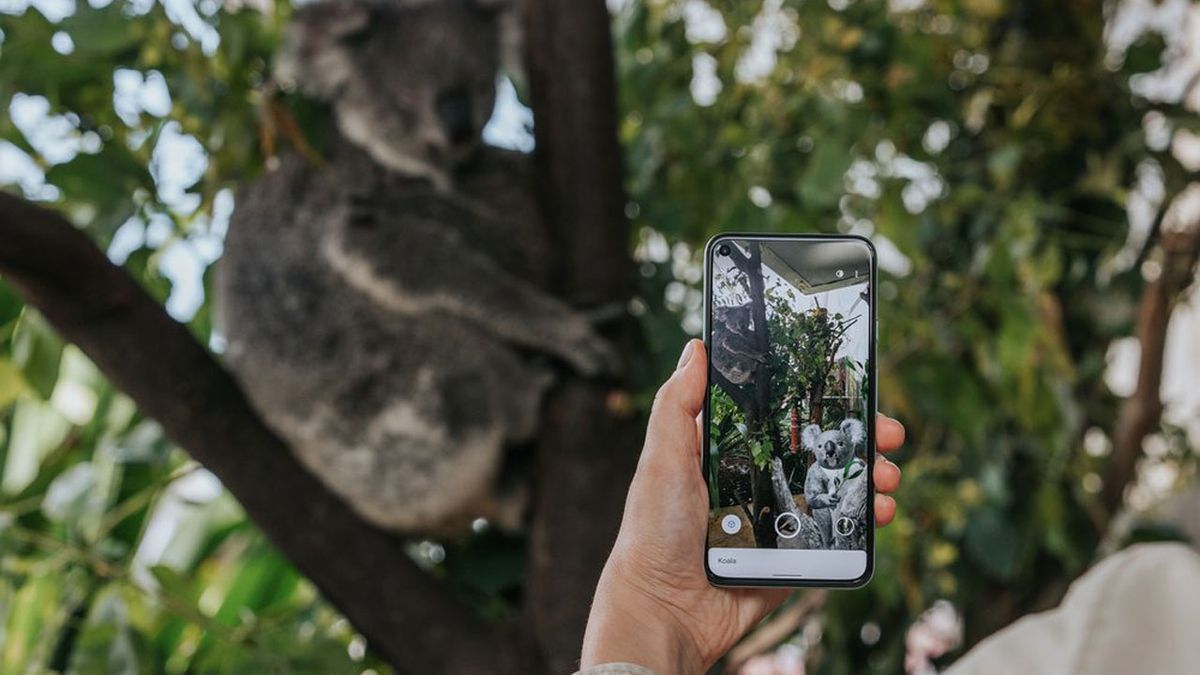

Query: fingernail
<box><xmin>676</xmin><ymin>340</ymin><xmax>695</xmax><ymax>371</ymax></box>
<box><xmin>883</xmin><ymin>457</ymin><xmax>900</xmax><ymax>476</ymax></box>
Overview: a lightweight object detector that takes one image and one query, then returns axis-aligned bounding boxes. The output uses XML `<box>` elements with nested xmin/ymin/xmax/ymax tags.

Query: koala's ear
<box><xmin>295</xmin><ymin>0</ymin><xmax>373</xmax><ymax>42</ymax></box>
<box><xmin>841</xmin><ymin>418</ymin><xmax>866</xmax><ymax>447</ymax></box>
<box><xmin>801</xmin><ymin>424</ymin><xmax>822</xmax><ymax>453</ymax></box>
<box><xmin>276</xmin><ymin>0</ymin><xmax>373</xmax><ymax>95</ymax></box>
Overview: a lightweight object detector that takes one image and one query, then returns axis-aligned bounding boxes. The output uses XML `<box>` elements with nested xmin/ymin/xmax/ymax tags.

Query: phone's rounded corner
<box><xmin>842</xmin><ymin>232</ymin><xmax>877</xmax><ymax>261</ymax></box>
<box><xmin>703</xmin><ymin>549</ymin><xmax>753</xmax><ymax>589</ymax></box>
<box><xmin>702</xmin><ymin>233</ymin><xmax>734</xmax><ymax>261</ymax></box>
<box><xmin>844</xmin><ymin>557</ymin><xmax>876</xmax><ymax>589</ymax></box>
<box><xmin>703</xmin><ymin>555</ymin><xmax>729</xmax><ymax>588</ymax></box>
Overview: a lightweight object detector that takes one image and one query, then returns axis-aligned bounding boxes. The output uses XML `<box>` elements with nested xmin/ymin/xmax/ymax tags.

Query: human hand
<box><xmin>580</xmin><ymin>339</ymin><xmax>905</xmax><ymax>674</ymax></box>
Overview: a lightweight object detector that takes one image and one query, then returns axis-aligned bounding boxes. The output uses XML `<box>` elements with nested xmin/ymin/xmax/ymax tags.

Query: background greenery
<box><xmin>1</xmin><ymin>0</ymin><xmax>1198</xmax><ymax>673</ymax></box>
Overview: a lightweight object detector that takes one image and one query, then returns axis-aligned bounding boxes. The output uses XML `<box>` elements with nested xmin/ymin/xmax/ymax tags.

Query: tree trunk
<box><xmin>522</xmin><ymin>0</ymin><xmax>643</xmax><ymax>672</ymax></box>
<box><xmin>738</xmin><ymin>242</ymin><xmax>782</xmax><ymax>548</ymax></box>
<box><xmin>746</xmin><ymin>242</ymin><xmax>771</xmax><ymax>422</ymax></box>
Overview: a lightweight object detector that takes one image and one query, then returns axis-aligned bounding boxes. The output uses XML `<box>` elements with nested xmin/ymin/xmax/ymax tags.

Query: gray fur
<box><xmin>218</xmin><ymin>0</ymin><xmax>615</xmax><ymax>533</ymax></box>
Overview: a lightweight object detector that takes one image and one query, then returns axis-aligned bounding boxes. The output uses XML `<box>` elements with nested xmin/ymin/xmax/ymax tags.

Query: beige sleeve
<box><xmin>571</xmin><ymin>664</ymin><xmax>659</xmax><ymax>675</ymax></box>
<box><xmin>946</xmin><ymin>542</ymin><xmax>1200</xmax><ymax>675</ymax></box>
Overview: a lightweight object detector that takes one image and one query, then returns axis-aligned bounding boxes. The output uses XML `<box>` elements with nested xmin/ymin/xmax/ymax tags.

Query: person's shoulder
<box><xmin>945</xmin><ymin>543</ymin><xmax>1200</xmax><ymax>675</ymax></box>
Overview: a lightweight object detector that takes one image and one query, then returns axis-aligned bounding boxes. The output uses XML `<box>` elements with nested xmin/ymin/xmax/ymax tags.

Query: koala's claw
<box><xmin>561</xmin><ymin>324</ymin><xmax>623</xmax><ymax>378</ymax></box>
<box><xmin>583</xmin><ymin>302</ymin><xmax>627</xmax><ymax>327</ymax></box>
<box><xmin>578</xmin><ymin>337</ymin><xmax>624</xmax><ymax>378</ymax></box>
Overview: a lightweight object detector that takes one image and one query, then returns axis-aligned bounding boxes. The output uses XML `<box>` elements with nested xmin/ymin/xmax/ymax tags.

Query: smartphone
<box><xmin>703</xmin><ymin>234</ymin><xmax>876</xmax><ymax>587</ymax></box>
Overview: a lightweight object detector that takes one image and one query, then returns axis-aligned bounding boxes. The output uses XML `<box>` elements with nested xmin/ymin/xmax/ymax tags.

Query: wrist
<box><xmin>581</xmin><ymin>563</ymin><xmax>704</xmax><ymax>674</ymax></box>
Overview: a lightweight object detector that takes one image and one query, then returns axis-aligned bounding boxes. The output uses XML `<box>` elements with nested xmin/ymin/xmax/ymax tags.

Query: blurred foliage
<box><xmin>0</xmin><ymin>0</ymin><xmax>1196</xmax><ymax>673</ymax></box>
<box><xmin>617</xmin><ymin>0</ymin><xmax>1198</xmax><ymax>671</ymax></box>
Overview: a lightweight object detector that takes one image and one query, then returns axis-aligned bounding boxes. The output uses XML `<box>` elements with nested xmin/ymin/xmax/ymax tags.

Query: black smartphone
<box><xmin>703</xmin><ymin>234</ymin><xmax>876</xmax><ymax>588</ymax></box>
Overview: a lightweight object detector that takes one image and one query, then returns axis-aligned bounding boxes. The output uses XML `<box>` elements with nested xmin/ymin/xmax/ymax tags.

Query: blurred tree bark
<box><xmin>743</xmin><ymin>243</ymin><xmax>779</xmax><ymax>547</ymax></box>
<box><xmin>1101</xmin><ymin>222</ymin><xmax>1200</xmax><ymax>521</ymax></box>
<box><xmin>522</xmin><ymin>0</ymin><xmax>644</xmax><ymax>671</ymax></box>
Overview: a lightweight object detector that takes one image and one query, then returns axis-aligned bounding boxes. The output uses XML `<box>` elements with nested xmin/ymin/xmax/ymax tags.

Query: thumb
<box><xmin>643</xmin><ymin>339</ymin><xmax>708</xmax><ymax>464</ymax></box>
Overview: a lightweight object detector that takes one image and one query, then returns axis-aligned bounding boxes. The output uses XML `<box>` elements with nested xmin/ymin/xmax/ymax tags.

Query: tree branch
<box><xmin>522</xmin><ymin>0</ymin><xmax>643</xmax><ymax>671</ymax></box>
<box><xmin>0</xmin><ymin>191</ymin><xmax>531</xmax><ymax>675</ymax></box>
<box><xmin>1100</xmin><ymin>223</ymin><xmax>1200</xmax><ymax>522</ymax></box>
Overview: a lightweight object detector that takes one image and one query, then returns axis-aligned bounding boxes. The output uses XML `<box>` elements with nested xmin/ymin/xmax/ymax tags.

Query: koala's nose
<box><xmin>435</xmin><ymin>88</ymin><xmax>474</xmax><ymax>145</ymax></box>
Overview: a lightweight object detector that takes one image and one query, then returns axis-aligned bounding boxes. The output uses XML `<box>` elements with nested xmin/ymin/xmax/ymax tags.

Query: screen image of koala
<box><xmin>708</xmin><ymin>240</ymin><xmax>871</xmax><ymax>552</ymax></box>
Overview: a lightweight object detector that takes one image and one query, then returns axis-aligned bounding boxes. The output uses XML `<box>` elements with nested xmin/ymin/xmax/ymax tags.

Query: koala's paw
<box><xmin>557</xmin><ymin>317</ymin><xmax>623</xmax><ymax>377</ymax></box>
<box><xmin>583</xmin><ymin>301</ymin><xmax>628</xmax><ymax>328</ymax></box>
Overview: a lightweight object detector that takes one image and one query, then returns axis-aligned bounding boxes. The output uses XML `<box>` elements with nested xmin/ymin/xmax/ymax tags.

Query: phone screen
<box><xmin>704</xmin><ymin>235</ymin><xmax>875</xmax><ymax>586</ymax></box>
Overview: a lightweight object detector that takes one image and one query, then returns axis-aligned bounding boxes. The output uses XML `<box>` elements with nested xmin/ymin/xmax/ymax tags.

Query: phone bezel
<box><xmin>702</xmin><ymin>233</ymin><xmax>878</xmax><ymax>588</ymax></box>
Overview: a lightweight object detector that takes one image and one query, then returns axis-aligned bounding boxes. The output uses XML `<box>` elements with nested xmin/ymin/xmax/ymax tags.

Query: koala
<box><xmin>802</xmin><ymin>418</ymin><xmax>867</xmax><ymax>548</ymax></box>
<box><xmin>217</xmin><ymin>0</ymin><xmax>617</xmax><ymax>534</ymax></box>
<box><xmin>711</xmin><ymin>304</ymin><xmax>765</xmax><ymax>385</ymax></box>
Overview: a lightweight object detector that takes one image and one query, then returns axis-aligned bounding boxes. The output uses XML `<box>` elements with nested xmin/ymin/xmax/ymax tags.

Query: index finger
<box><xmin>876</xmin><ymin>414</ymin><xmax>905</xmax><ymax>454</ymax></box>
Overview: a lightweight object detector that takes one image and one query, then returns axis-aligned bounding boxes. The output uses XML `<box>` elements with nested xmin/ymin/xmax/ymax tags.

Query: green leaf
<box><xmin>10</xmin><ymin>310</ymin><xmax>64</xmax><ymax>400</ymax></box>
<box><xmin>843</xmin><ymin>460</ymin><xmax>864</xmax><ymax>481</ymax></box>
<box><xmin>797</xmin><ymin>138</ymin><xmax>853</xmax><ymax>209</ymax></box>
<box><xmin>1</xmin><ymin>572</ymin><xmax>62</xmax><ymax>672</ymax></box>
<box><xmin>69</xmin><ymin>588</ymin><xmax>156</xmax><ymax>675</ymax></box>
<box><xmin>60</xmin><ymin>4</ymin><xmax>144</xmax><ymax>58</ymax></box>
<box><xmin>44</xmin><ymin>144</ymin><xmax>151</xmax><ymax>229</ymax></box>
<box><xmin>987</xmin><ymin>144</ymin><xmax>1023</xmax><ymax>189</ymax></box>
<box><xmin>211</xmin><ymin>544</ymin><xmax>300</xmax><ymax>627</ymax></box>
<box><xmin>0</xmin><ymin>280</ymin><xmax>23</xmax><ymax>331</ymax></box>
<box><xmin>149</xmin><ymin>565</ymin><xmax>197</xmax><ymax>605</ymax></box>
<box><xmin>1</xmin><ymin>398</ymin><xmax>71</xmax><ymax>495</ymax></box>
<box><xmin>0</xmin><ymin>359</ymin><xmax>29</xmax><ymax>410</ymax></box>
<box><xmin>749</xmin><ymin>436</ymin><xmax>774</xmax><ymax>469</ymax></box>
<box><xmin>41</xmin><ymin>461</ymin><xmax>98</xmax><ymax>524</ymax></box>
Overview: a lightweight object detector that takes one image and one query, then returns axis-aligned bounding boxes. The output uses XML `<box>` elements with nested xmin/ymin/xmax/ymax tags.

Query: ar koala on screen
<box><xmin>217</xmin><ymin>0</ymin><xmax>617</xmax><ymax>535</ymax></box>
<box><xmin>802</xmin><ymin>418</ymin><xmax>868</xmax><ymax>549</ymax></box>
